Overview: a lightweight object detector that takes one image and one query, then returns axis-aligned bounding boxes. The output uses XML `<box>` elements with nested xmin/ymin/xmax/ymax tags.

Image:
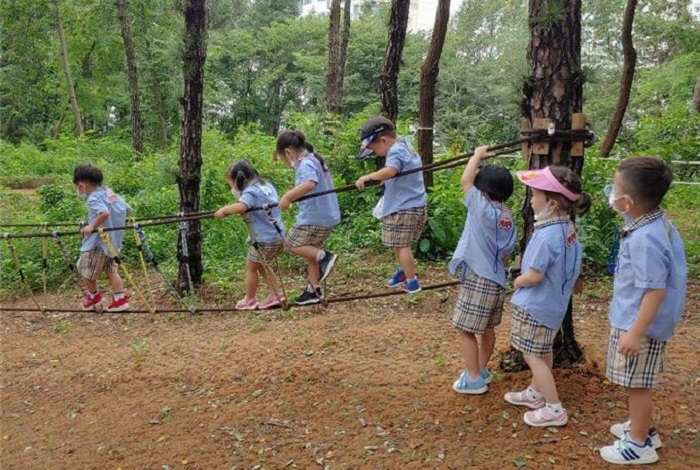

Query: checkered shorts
<box><xmin>247</xmin><ymin>240</ymin><xmax>284</xmax><ymax>264</ymax></box>
<box><xmin>381</xmin><ymin>206</ymin><xmax>427</xmax><ymax>248</ymax></box>
<box><xmin>285</xmin><ymin>224</ymin><xmax>333</xmax><ymax>248</ymax></box>
<box><xmin>510</xmin><ymin>307</ymin><xmax>557</xmax><ymax>357</ymax></box>
<box><xmin>452</xmin><ymin>270</ymin><xmax>506</xmax><ymax>334</ymax></box>
<box><xmin>77</xmin><ymin>248</ymin><xmax>117</xmax><ymax>281</ymax></box>
<box><xmin>606</xmin><ymin>328</ymin><xmax>666</xmax><ymax>389</ymax></box>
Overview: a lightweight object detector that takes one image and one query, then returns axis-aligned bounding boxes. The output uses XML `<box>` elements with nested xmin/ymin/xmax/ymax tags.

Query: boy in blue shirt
<box><xmin>355</xmin><ymin>116</ymin><xmax>427</xmax><ymax>293</ymax></box>
<box><xmin>450</xmin><ymin>145</ymin><xmax>516</xmax><ymax>394</ymax></box>
<box><xmin>74</xmin><ymin>164</ymin><xmax>131</xmax><ymax>312</ymax></box>
<box><xmin>600</xmin><ymin>157</ymin><xmax>687</xmax><ymax>466</ymax></box>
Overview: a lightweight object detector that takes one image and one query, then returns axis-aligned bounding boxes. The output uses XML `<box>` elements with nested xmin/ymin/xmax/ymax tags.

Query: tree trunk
<box><xmin>379</xmin><ymin>0</ymin><xmax>410</xmax><ymax>122</ymax></box>
<box><xmin>599</xmin><ymin>0</ymin><xmax>637</xmax><ymax>158</ymax></box>
<box><xmin>177</xmin><ymin>0</ymin><xmax>208</xmax><ymax>292</ymax></box>
<box><xmin>116</xmin><ymin>0</ymin><xmax>145</xmax><ymax>154</ymax></box>
<box><xmin>55</xmin><ymin>1</ymin><xmax>83</xmax><ymax>136</ymax></box>
<box><xmin>337</xmin><ymin>0</ymin><xmax>351</xmax><ymax>113</ymax></box>
<box><xmin>693</xmin><ymin>74</ymin><xmax>700</xmax><ymax>113</ymax></box>
<box><xmin>416</xmin><ymin>0</ymin><xmax>450</xmax><ymax>189</ymax></box>
<box><xmin>139</xmin><ymin>0</ymin><xmax>169</xmax><ymax>148</ymax></box>
<box><xmin>326</xmin><ymin>0</ymin><xmax>342</xmax><ymax>113</ymax></box>
<box><xmin>501</xmin><ymin>0</ymin><xmax>585</xmax><ymax>372</ymax></box>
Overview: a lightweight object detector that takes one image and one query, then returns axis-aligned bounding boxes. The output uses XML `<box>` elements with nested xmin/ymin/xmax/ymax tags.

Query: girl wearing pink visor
<box><xmin>504</xmin><ymin>166</ymin><xmax>591</xmax><ymax>427</ymax></box>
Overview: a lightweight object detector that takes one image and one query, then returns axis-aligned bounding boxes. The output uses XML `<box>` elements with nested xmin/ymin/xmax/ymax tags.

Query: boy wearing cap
<box><xmin>355</xmin><ymin>116</ymin><xmax>427</xmax><ymax>293</ymax></box>
<box><xmin>599</xmin><ymin>157</ymin><xmax>687</xmax><ymax>466</ymax></box>
<box><xmin>450</xmin><ymin>145</ymin><xmax>516</xmax><ymax>395</ymax></box>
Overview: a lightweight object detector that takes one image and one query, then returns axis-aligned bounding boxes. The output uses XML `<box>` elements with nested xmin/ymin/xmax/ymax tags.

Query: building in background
<box><xmin>691</xmin><ymin>0</ymin><xmax>700</xmax><ymax>20</ymax></box>
<box><xmin>300</xmin><ymin>0</ymin><xmax>464</xmax><ymax>33</ymax></box>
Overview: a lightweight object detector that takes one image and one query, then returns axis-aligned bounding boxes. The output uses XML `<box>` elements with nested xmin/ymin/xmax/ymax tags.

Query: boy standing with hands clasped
<box><xmin>599</xmin><ymin>157</ymin><xmax>687</xmax><ymax>465</ymax></box>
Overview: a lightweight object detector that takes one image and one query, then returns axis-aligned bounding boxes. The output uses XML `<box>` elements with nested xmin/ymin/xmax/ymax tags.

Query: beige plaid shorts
<box><xmin>247</xmin><ymin>240</ymin><xmax>284</xmax><ymax>264</ymax></box>
<box><xmin>510</xmin><ymin>307</ymin><xmax>557</xmax><ymax>357</ymax></box>
<box><xmin>606</xmin><ymin>328</ymin><xmax>666</xmax><ymax>389</ymax></box>
<box><xmin>381</xmin><ymin>206</ymin><xmax>427</xmax><ymax>248</ymax></box>
<box><xmin>77</xmin><ymin>248</ymin><xmax>117</xmax><ymax>281</ymax></box>
<box><xmin>285</xmin><ymin>224</ymin><xmax>333</xmax><ymax>248</ymax></box>
<box><xmin>452</xmin><ymin>270</ymin><xmax>506</xmax><ymax>334</ymax></box>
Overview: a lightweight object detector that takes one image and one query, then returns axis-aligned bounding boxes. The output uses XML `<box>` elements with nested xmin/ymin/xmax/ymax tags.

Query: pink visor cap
<box><xmin>516</xmin><ymin>167</ymin><xmax>581</xmax><ymax>202</ymax></box>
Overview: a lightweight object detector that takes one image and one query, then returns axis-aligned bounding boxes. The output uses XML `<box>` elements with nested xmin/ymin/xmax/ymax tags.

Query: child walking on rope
<box><xmin>275</xmin><ymin>130</ymin><xmax>341</xmax><ymax>305</ymax></box>
<box><xmin>215</xmin><ymin>160</ymin><xmax>286</xmax><ymax>310</ymax></box>
<box><xmin>354</xmin><ymin>116</ymin><xmax>427</xmax><ymax>293</ymax></box>
<box><xmin>599</xmin><ymin>157</ymin><xmax>686</xmax><ymax>465</ymax></box>
<box><xmin>504</xmin><ymin>165</ymin><xmax>590</xmax><ymax>427</ymax></box>
<box><xmin>74</xmin><ymin>164</ymin><xmax>132</xmax><ymax>312</ymax></box>
<box><xmin>449</xmin><ymin>145</ymin><xmax>516</xmax><ymax>394</ymax></box>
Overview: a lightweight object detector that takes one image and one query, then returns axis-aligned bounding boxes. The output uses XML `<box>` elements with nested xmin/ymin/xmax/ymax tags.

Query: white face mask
<box><xmin>76</xmin><ymin>185</ymin><xmax>88</xmax><ymax>200</ymax></box>
<box><xmin>608</xmin><ymin>190</ymin><xmax>628</xmax><ymax>215</ymax></box>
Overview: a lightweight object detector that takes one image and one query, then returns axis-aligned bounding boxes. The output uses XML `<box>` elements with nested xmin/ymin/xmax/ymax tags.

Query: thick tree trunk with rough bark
<box><xmin>416</xmin><ymin>0</ymin><xmax>450</xmax><ymax>189</ymax></box>
<box><xmin>55</xmin><ymin>1</ymin><xmax>83</xmax><ymax>136</ymax></box>
<box><xmin>379</xmin><ymin>0</ymin><xmax>410</xmax><ymax>122</ymax></box>
<box><xmin>116</xmin><ymin>0</ymin><xmax>144</xmax><ymax>154</ymax></box>
<box><xmin>139</xmin><ymin>0</ymin><xmax>169</xmax><ymax>148</ymax></box>
<box><xmin>501</xmin><ymin>0</ymin><xmax>585</xmax><ymax>372</ymax></box>
<box><xmin>337</xmin><ymin>0</ymin><xmax>351</xmax><ymax>112</ymax></box>
<box><xmin>326</xmin><ymin>0</ymin><xmax>342</xmax><ymax>113</ymax></box>
<box><xmin>177</xmin><ymin>0</ymin><xmax>207</xmax><ymax>292</ymax></box>
<box><xmin>599</xmin><ymin>0</ymin><xmax>637</xmax><ymax>158</ymax></box>
<box><xmin>693</xmin><ymin>74</ymin><xmax>700</xmax><ymax>113</ymax></box>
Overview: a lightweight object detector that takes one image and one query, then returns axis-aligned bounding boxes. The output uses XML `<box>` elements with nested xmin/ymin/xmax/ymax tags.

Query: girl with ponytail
<box><xmin>214</xmin><ymin>160</ymin><xmax>286</xmax><ymax>310</ymax></box>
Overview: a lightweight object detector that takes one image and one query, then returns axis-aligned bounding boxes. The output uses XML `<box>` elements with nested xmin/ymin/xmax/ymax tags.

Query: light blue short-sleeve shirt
<box><xmin>448</xmin><ymin>187</ymin><xmax>516</xmax><ymax>287</ymax></box>
<box><xmin>81</xmin><ymin>186</ymin><xmax>131</xmax><ymax>256</ymax></box>
<box><xmin>609</xmin><ymin>213</ymin><xmax>687</xmax><ymax>341</ymax></box>
<box><xmin>511</xmin><ymin>218</ymin><xmax>582</xmax><ymax>329</ymax></box>
<box><xmin>382</xmin><ymin>138</ymin><xmax>427</xmax><ymax>217</ymax></box>
<box><xmin>294</xmin><ymin>154</ymin><xmax>341</xmax><ymax>227</ymax></box>
<box><xmin>238</xmin><ymin>181</ymin><xmax>285</xmax><ymax>243</ymax></box>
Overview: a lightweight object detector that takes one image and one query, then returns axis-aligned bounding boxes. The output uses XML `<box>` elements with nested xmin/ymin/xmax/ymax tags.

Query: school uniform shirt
<box><xmin>511</xmin><ymin>216</ymin><xmax>582</xmax><ymax>330</ymax></box>
<box><xmin>448</xmin><ymin>187</ymin><xmax>516</xmax><ymax>287</ymax></box>
<box><xmin>382</xmin><ymin>138</ymin><xmax>427</xmax><ymax>218</ymax></box>
<box><xmin>238</xmin><ymin>181</ymin><xmax>285</xmax><ymax>243</ymax></box>
<box><xmin>81</xmin><ymin>186</ymin><xmax>131</xmax><ymax>256</ymax></box>
<box><xmin>609</xmin><ymin>211</ymin><xmax>687</xmax><ymax>341</ymax></box>
<box><xmin>294</xmin><ymin>153</ymin><xmax>341</xmax><ymax>227</ymax></box>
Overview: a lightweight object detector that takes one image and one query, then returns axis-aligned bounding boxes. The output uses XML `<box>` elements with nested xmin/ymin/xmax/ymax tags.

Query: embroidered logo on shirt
<box><xmin>498</xmin><ymin>215</ymin><xmax>513</xmax><ymax>230</ymax></box>
<box><xmin>105</xmin><ymin>187</ymin><xmax>117</xmax><ymax>204</ymax></box>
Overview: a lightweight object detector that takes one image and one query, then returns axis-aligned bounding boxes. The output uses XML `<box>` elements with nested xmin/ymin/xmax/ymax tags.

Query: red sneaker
<box><xmin>82</xmin><ymin>292</ymin><xmax>103</xmax><ymax>311</ymax></box>
<box><xmin>106</xmin><ymin>296</ymin><xmax>130</xmax><ymax>312</ymax></box>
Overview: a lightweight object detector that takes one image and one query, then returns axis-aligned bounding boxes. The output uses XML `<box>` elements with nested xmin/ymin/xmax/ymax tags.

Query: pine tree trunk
<box><xmin>416</xmin><ymin>0</ymin><xmax>450</xmax><ymax>189</ymax></box>
<box><xmin>177</xmin><ymin>0</ymin><xmax>208</xmax><ymax>292</ymax></box>
<box><xmin>337</xmin><ymin>0</ymin><xmax>351</xmax><ymax>113</ymax></box>
<box><xmin>379</xmin><ymin>0</ymin><xmax>410</xmax><ymax>122</ymax></box>
<box><xmin>55</xmin><ymin>1</ymin><xmax>83</xmax><ymax>136</ymax></box>
<box><xmin>501</xmin><ymin>0</ymin><xmax>585</xmax><ymax>372</ymax></box>
<box><xmin>693</xmin><ymin>74</ymin><xmax>700</xmax><ymax>113</ymax></box>
<box><xmin>599</xmin><ymin>0</ymin><xmax>637</xmax><ymax>158</ymax></box>
<box><xmin>139</xmin><ymin>0</ymin><xmax>169</xmax><ymax>148</ymax></box>
<box><xmin>326</xmin><ymin>0</ymin><xmax>342</xmax><ymax>114</ymax></box>
<box><xmin>116</xmin><ymin>0</ymin><xmax>144</xmax><ymax>154</ymax></box>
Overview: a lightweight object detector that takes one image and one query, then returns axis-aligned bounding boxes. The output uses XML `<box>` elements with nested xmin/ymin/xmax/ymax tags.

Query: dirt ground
<box><xmin>1</xmin><ymin>268</ymin><xmax>699</xmax><ymax>470</ymax></box>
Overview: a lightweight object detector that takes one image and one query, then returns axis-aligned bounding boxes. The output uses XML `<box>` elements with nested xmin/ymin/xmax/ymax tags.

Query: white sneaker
<box><xmin>600</xmin><ymin>435</ymin><xmax>659</xmax><ymax>465</ymax></box>
<box><xmin>610</xmin><ymin>420</ymin><xmax>662</xmax><ymax>449</ymax></box>
<box><xmin>504</xmin><ymin>388</ymin><xmax>545</xmax><ymax>409</ymax></box>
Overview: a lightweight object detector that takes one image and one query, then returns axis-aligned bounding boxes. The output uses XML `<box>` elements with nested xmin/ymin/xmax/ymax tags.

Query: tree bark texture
<box><xmin>177</xmin><ymin>0</ymin><xmax>207</xmax><ymax>292</ymax></box>
<box><xmin>379</xmin><ymin>0</ymin><xmax>410</xmax><ymax>122</ymax></box>
<box><xmin>337</xmin><ymin>0</ymin><xmax>351</xmax><ymax>113</ymax></box>
<box><xmin>502</xmin><ymin>0</ymin><xmax>585</xmax><ymax>372</ymax></box>
<box><xmin>116</xmin><ymin>0</ymin><xmax>145</xmax><ymax>154</ymax></box>
<box><xmin>599</xmin><ymin>0</ymin><xmax>637</xmax><ymax>158</ymax></box>
<box><xmin>416</xmin><ymin>0</ymin><xmax>450</xmax><ymax>189</ymax></box>
<box><xmin>55</xmin><ymin>1</ymin><xmax>83</xmax><ymax>136</ymax></box>
<box><xmin>326</xmin><ymin>0</ymin><xmax>342</xmax><ymax>113</ymax></box>
<box><xmin>139</xmin><ymin>0</ymin><xmax>169</xmax><ymax>148</ymax></box>
<box><xmin>693</xmin><ymin>73</ymin><xmax>700</xmax><ymax>113</ymax></box>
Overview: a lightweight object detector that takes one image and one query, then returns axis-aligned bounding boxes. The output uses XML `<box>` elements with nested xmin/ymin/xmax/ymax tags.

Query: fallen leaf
<box><xmin>252</xmin><ymin>389</ymin><xmax>263</xmax><ymax>398</ymax></box>
<box><xmin>512</xmin><ymin>458</ymin><xmax>526</xmax><ymax>467</ymax></box>
<box><xmin>579</xmin><ymin>431</ymin><xmax>588</xmax><ymax>436</ymax></box>
<box><xmin>156</xmin><ymin>435</ymin><xmax>166</xmax><ymax>443</ymax></box>
<box><xmin>438</xmin><ymin>450</ymin><xmax>446</xmax><ymax>460</ymax></box>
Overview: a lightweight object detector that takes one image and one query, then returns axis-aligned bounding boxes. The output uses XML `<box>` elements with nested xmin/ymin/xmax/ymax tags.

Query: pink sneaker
<box><xmin>235</xmin><ymin>297</ymin><xmax>259</xmax><ymax>310</ymax></box>
<box><xmin>259</xmin><ymin>294</ymin><xmax>285</xmax><ymax>310</ymax></box>
<box><xmin>504</xmin><ymin>388</ymin><xmax>545</xmax><ymax>409</ymax></box>
<box><xmin>82</xmin><ymin>292</ymin><xmax>103</xmax><ymax>311</ymax></box>
<box><xmin>523</xmin><ymin>406</ymin><xmax>568</xmax><ymax>427</ymax></box>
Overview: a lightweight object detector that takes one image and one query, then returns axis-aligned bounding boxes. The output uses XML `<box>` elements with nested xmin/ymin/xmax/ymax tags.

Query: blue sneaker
<box><xmin>452</xmin><ymin>371</ymin><xmax>488</xmax><ymax>395</ymax></box>
<box><xmin>386</xmin><ymin>268</ymin><xmax>406</xmax><ymax>288</ymax></box>
<box><xmin>480</xmin><ymin>368</ymin><xmax>492</xmax><ymax>384</ymax></box>
<box><xmin>404</xmin><ymin>278</ymin><xmax>421</xmax><ymax>293</ymax></box>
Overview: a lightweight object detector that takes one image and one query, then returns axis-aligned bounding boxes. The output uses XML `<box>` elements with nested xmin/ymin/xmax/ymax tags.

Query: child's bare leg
<box><xmin>628</xmin><ymin>388</ymin><xmax>653</xmax><ymax>443</ymax></box>
<box><xmin>245</xmin><ymin>260</ymin><xmax>261</xmax><ymax>299</ymax></box>
<box><xmin>84</xmin><ymin>278</ymin><xmax>98</xmax><ymax>293</ymax></box>
<box><xmin>105</xmin><ymin>268</ymin><xmax>125</xmax><ymax>293</ymax></box>
<box><xmin>525</xmin><ymin>353</ymin><xmax>559</xmax><ymax>404</ymax></box>
<box><xmin>479</xmin><ymin>327</ymin><xmax>496</xmax><ymax>370</ymax></box>
<box><xmin>289</xmin><ymin>245</ymin><xmax>321</xmax><ymax>285</ymax></box>
<box><xmin>395</xmin><ymin>246</ymin><xmax>416</xmax><ymax>278</ymax></box>
<box><xmin>459</xmin><ymin>330</ymin><xmax>480</xmax><ymax>378</ymax></box>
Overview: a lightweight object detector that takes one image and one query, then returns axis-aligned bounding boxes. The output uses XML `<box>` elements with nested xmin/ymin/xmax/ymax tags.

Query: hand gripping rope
<box><xmin>97</xmin><ymin>227</ymin><xmax>154</xmax><ymax>313</ymax></box>
<box><xmin>3</xmin><ymin>233</ymin><xmax>43</xmax><ymax>311</ymax></box>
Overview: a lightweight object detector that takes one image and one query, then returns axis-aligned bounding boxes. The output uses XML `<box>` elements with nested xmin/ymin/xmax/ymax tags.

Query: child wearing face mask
<box><xmin>599</xmin><ymin>157</ymin><xmax>686</xmax><ymax>466</ymax></box>
<box><xmin>214</xmin><ymin>160</ymin><xmax>286</xmax><ymax>310</ymax></box>
<box><xmin>73</xmin><ymin>164</ymin><xmax>132</xmax><ymax>312</ymax></box>
<box><xmin>275</xmin><ymin>130</ymin><xmax>341</xmax><ymax>305</ymax></box>
<box><xmin>504</xmin><ymin>165</ymin><xmax>591</xmax><ymax>428</ymax></box>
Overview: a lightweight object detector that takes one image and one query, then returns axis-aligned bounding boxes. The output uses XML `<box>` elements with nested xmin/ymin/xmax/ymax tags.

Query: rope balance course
<box><xmin>128</xmin><ymin>216</ymin><xmax>155</xmax><ymax>309</ymax></box>
<box><xmin>3</xmin><ymin>233</ymin><xmax>43</xmax><ymax>311</ymax></box>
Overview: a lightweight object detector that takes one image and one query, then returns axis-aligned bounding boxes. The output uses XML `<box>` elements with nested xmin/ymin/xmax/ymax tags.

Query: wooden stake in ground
<box><xmin>55</xmin><ymin>0</ymin><xmax>83</xmax><ymax>136</ymax></box>
<box><xmin>116</xmin><ymin>0</ymin><xmax>145</xmax><ymax>154</ymax></box>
